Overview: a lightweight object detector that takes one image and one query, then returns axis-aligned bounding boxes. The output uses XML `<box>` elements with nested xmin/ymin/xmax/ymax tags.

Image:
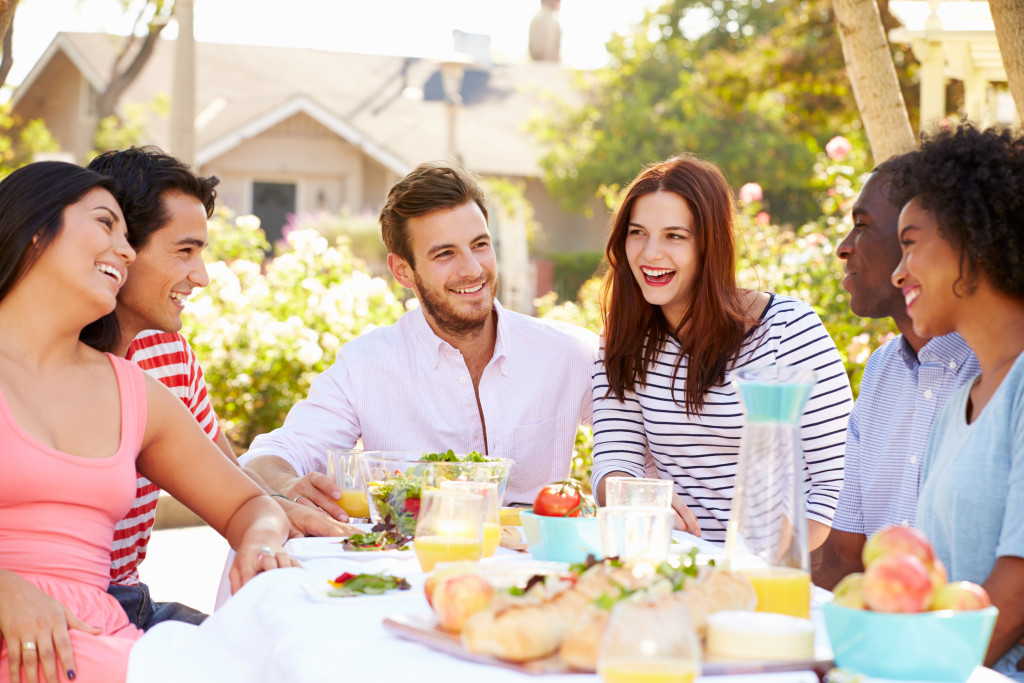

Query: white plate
<box><xmin>285</xmin><ymin>536</ymin><xmax>414</xmax><ymax>562</ymax></box>
<box><xmin>300</xmin><ymin>578</ymin><xmax>414</xmax><ymax>602</ymax></box>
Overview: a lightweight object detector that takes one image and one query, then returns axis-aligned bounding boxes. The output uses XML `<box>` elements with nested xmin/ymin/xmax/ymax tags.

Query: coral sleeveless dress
<box><xmin>0</xmin><ymin>355</ymin><xmax>146</xmax><ymax>682</ymax></box>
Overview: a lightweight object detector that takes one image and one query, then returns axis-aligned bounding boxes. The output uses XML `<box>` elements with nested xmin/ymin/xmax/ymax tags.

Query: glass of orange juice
<box><xmin>414</xmin><ymin>489</ymin><xmax>485</xmax><ymax>572</ymax></box>
<box><xmin>327</xmin><ymin>449</ymin><xmax>370</xmax><ymax>520</ymax></box>
<box><xmin>740</xmin><ymin>566</ymin><xmax>811</xmax><ymax>619</ymax></box>
<box><xmin>440</xmin><ymin>480</ymin><xmax>500</xmax><ymax>557</ymax></box>
<box><xmin>598</xmin><ymin>599</ymin><xmax>701</xmax><ymax>683</ymax></box>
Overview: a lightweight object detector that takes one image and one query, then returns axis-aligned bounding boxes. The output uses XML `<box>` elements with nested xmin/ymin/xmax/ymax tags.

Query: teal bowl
<box><xmin>823</xmin><ymin>602</ymin><xmax>998</xmax><ymax>682</ymax></box>
<box><xmin>519</xmin><ymin>510</ymin><xmax>603</xmax><ymax>563</ymax></box>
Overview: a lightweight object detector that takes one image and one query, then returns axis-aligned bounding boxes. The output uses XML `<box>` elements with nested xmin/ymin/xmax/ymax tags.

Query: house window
<box><xmin>251</xmin><ymin>181</ymin><xmax>296</xmax><ymax>245</ymax></box>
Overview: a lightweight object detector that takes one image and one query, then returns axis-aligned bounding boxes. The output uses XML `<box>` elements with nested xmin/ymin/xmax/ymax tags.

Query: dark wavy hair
<box><xmin>887</xmin><ymin>124</ymin><xmax>1024</xmax><ymax>298</ymax></box>
<box><xmin>88</xmin><ymin>146</ymin><xmax>219</xmax><ymax>250</ymax></box>
<box><xmin>601</xmin><ymin>154</ymin><xmax>755</xmax><ymax>416</ymax></box>
<box><xmin>379</xmin><ymin>161</ymin><xmax>488</xmax><ymax>267</ymax></box>
<box><xmin>0</xmin><ymin>161</ymin><xmax>122</xmax><ymax>351</ymax></box>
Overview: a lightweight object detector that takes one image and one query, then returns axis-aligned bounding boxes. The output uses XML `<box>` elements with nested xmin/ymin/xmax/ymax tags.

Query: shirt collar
<box><xmin>897</xmin><ymin>332</ymin><xmax>975</xmax><ymax>371</ymax></box>
<box><xmin>410</xmin><ymin>298</ymin><xmax>509</xmax><ymax>373</ymax></box>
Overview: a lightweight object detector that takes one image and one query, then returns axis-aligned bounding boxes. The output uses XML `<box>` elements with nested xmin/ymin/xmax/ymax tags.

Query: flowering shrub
<box><xmin>182</xmin><ymin>212</ymin><xmax>407</xmax><ymax>446</ymax></box>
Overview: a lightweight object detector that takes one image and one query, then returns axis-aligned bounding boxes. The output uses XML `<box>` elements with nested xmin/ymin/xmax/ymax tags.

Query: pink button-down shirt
<box><xmin>241</xmin><ymin>301</ymin><xmax>597</xmax><ymax>504</ymax></box>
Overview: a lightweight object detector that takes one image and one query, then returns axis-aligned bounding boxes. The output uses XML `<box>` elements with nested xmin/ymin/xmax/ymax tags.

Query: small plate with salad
<box><xmin>301</xmin><ymin>570</ymin><xmax>413</xmax><ymax>601</ymax></box>
<box><xmin>284</xmin><ymin>530</ymin><xmax>415</xmax><ymax>562</ymax></box>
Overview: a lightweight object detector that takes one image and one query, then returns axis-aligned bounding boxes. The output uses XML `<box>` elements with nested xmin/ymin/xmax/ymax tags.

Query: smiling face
<box><xmin>388</xmin><ymin>201</ymin><xmax>498</xmax><ymax>337</ymax></box>
<box><xmin>891</xmin><ymin>197</ymin><xmax>967</xmax><ymax>339</ymax></box>
<box><xmin>837</xmin><ymin>172</ymin><xmax>905</xmax><ymax>319</ymax></box>
<box><xmin>624</xmin><ymin>191</ymin><xmax>700</xmax><ymax>329</ymax></box>
<box><xmin>115</xmin><ymin>190</ymin><xmax>211</xmax><ymax>342</ymax></box>
<box><xmin>36</xmin><ymin>187</ymin><xmax>134</xmax><ymax>317</ymax></box>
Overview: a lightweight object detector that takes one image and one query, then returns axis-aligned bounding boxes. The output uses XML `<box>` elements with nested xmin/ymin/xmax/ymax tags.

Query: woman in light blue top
<box><xmin>889</xmin><ymin>125</ymin><xmax>1024</xmax><ymax>679</ymax></box>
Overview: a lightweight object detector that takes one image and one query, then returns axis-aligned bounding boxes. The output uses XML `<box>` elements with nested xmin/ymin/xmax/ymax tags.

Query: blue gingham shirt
<box><xmin>832</xmin><ymin>333</ymin><xmax>979</xmax><ymax>535</ymax></box>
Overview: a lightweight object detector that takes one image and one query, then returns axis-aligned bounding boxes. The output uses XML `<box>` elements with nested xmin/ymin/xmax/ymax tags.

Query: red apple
<box><xmin>930</xmin><ymin>581</ymin><xmax>991</xmax><ymax>611</ymax></box>
<box><xmin>832</xmin><ymin>573</ymin><xmax>867</xmax><ymax>609</ymax></box>
<box><xmin>862</xmin><ymin>553</ymin><xmax>933</xmax><ymax>613</ymax></box>
<box><xmin>430</xmin><ymin>573</ymin><xmax>494</xmax><ymax>632</ymax></box>
<box><xmin>862</xmin><ymin>525</ymin><xmax>936</xmax><ymax>570</ymax></box>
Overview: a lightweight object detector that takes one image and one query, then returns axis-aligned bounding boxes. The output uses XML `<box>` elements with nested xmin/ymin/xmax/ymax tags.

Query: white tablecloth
<box><xmin>123</xmin><ymin>533</ymin><xmax>1007</xmax><ymax>683</ymax></box>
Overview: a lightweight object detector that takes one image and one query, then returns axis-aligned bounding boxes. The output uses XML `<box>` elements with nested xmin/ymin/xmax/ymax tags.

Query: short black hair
<box><xmin>887</xmin><ymin>124</ymin><xmax>1024</xmax><ymax>298</ymax></box>
<box><xmin>88</xmin><ymin>146</ymin><xmax>219</xmax><ymax>250</ymax></box>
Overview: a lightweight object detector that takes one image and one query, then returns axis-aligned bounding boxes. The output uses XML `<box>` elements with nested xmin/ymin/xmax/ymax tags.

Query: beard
<box><xmin>413</xmin><ymin>270</ymin><xmax>498</xmax><ymax>337</ymax></box>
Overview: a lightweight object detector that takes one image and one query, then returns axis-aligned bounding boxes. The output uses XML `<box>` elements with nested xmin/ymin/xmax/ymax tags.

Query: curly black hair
<box><xmin>886</xmin><ymin>124</ymin><xmax>1024</xmax><ymax>298</ymax></box>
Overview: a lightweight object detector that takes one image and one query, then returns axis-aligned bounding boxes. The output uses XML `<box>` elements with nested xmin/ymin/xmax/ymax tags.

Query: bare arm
<box><xmin>811</xmin><ymin>528</ymin><xmax>865</xmax><ymax>589</ymax></box>
<box><xmin>245</xmin><ymin>454</ymin><xmax>349</xmax><ymax>521</ymax></box>
<box><xmin>982</xmin><ymin>555</ymin><xmax>1024</xmax><ymax>668</ymax></box>
<box><xmin>807</xmin><ymin>519</ymin><xmax>831</xmax><ymax>552</ymax></box>
<box><xmin>137</xmin><ymin>377</ymin><xmax>295</xmax><ymax>592</ymax></box>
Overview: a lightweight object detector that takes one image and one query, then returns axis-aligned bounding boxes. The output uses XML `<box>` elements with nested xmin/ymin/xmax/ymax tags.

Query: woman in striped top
<box><xmin>591</xmin><ymin>155</ymin><xmax>853</xmax><ymax>546</ymax></box>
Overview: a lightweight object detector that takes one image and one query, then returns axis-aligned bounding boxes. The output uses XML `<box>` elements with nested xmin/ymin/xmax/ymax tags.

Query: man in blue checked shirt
<box><xmin>811</xmin><ymin>160</ymin><xmax>979</xmax><ymax>590</ymax></box>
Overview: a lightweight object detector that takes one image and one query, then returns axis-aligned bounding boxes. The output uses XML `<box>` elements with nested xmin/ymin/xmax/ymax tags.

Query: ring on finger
<box><xmin>257</xmin><ymin>546</ymin><xmax>274</xmax><ymax>561</ymax></box>
<box><xmin>22</xmin><ymin>641</ymin><xmax>37</xmax><ymax>652</ymax></box>
<box><xmin>292</xmin><ymin>494</ymin><xmax>309</xmax><ymax>504</ymax></box>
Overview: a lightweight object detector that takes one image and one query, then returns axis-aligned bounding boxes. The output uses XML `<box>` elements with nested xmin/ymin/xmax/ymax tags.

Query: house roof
<box><xmin>16</xmin><ymin>32</ymin><xmax>580</xmax><ymax>177</ymax></box>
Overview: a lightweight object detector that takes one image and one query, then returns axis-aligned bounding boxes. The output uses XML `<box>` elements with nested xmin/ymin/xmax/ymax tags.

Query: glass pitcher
<box><xmin>725</xmin><ymin>365</ymin><xmax>816</xmax><ymax>619</ymax></box>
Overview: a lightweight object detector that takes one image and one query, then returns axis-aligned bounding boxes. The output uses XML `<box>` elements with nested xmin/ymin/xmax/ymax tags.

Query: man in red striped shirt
<box><xmin>88</xmin><ymin>147</ymin><xmax>354</xmax><ymax>630</ymax></box>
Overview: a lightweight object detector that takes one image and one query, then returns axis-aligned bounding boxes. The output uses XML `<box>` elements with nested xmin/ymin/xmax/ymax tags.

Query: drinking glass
<box><xmin>327</xmin><ymin>449</ymin><xmax>370</xmax><ymax>521</ymax></box>
<box><xmin>599</xmin><ymin>506</ymin><xmax>674</xmax><ymax>565</ymax></box>
<box><xmin>440</xmin><ymin>480</ymin><xmax>500</xmax><ymax>557</ymax></box>
<box><xmin>413</xmin><ymin>489</ymin><xmax>486</xmax><ymax>572</ymax></box>
<box><xmin>605</xmin><ymin>477</ymin><xmax>674</xmax><ymax>508</ymax></box>
<box><xmin>598</xmin><ymin>598</ymin><xmax>702</xmax><ymax>683</ymax></box>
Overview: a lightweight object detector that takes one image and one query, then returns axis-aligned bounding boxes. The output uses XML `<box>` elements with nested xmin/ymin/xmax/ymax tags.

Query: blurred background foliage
<box><xmin>528</xmin><ymin>0</ymin><xmax>919</xmax><ymax>228</ymax></box>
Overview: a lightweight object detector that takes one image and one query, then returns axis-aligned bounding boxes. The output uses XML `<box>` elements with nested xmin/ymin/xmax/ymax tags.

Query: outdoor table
<box><xmin>124</xmin><ymin>530</ymin><xmax>1012</xmax><ymax>683</ymax></box>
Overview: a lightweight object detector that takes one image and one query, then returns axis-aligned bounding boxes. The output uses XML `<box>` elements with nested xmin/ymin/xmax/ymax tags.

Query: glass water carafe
<box><xmin>725</xmin><ymin>365</ymin><xmax>816</xmax><ymax>619</ymax></box>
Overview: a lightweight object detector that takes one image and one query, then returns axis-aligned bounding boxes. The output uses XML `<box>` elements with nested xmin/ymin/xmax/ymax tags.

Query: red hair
<box><xmin>601</xmin><ymin>154</ymin><xmax>754</xmax><ymax>415</ymax></box>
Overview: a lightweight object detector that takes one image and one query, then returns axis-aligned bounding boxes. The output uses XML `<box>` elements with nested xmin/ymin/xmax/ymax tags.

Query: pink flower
<box><xmin>825</xmin><ymin>136</ymin><xmax>852</xmax><ymax>161</ymax></box>
<box><xmin>755</xmin><ymin>211</ymin><xmax>771</xmax><ymax>226</ymax></box>
<box><xmin>739</xmin><ymin>182</ymin><xmax>763</xmax><ymax>203</ymax></box>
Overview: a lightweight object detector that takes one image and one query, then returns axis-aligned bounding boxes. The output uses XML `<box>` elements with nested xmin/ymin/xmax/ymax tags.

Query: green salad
<box><xmin>364</xmin><ymin>451</ymin><xmax>505</xmax><ymax>535</ymax></box>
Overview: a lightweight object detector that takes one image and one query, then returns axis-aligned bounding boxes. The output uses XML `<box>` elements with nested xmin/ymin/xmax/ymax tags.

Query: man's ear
<box><xmin>387</xmin><ymin>252</ymin><xmax>415</xmax><ymax>289</ymax></box>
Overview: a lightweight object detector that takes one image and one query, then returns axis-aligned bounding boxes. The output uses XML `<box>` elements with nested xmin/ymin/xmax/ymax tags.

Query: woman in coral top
<box><xmin>0</xmin><ymin>161</ymin><xmax>297</xmax><ymax>683</ymax></box>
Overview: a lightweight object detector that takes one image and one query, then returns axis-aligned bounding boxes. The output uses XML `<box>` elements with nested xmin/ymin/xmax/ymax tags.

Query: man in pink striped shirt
<box><xmin>86</xmin><ymin>148</ymin><xmax>354</xmax><ymax>630</ymax></box>
<box><xmin>243</xmin><ymin>162</ymin><xmax>598</xmax><ymax>509</ymax></box>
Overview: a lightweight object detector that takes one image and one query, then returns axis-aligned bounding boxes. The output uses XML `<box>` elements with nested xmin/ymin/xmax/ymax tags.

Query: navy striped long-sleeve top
<box><xmin>591</xmin><ymin>293</ymin><xmax>853</xmax><ymax>542</ymax></box>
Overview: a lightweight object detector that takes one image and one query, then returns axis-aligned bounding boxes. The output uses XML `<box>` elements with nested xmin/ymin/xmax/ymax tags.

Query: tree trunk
<box><xmin>989</xmin><ymin>0</ymin><xmax>1024</xmax><ymax>124</ymax></box>
<box><xmin>0</xmin><ymin>0</ymin><xmax>18</xmax><ymax>90</ymax></box>
<box><xmin>832</xmin><ymin>0</ymin><xmax>917</xmax><ymax>163</ymax></box>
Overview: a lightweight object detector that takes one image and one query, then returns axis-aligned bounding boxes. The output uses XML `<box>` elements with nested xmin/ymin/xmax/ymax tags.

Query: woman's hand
<box><xmin>228</xmin><ymin>540</ymin><xmax>302</xmax><ymax>595</ymax></box>
<box><xmin>670</xmin><ymin>492</ymin><xmax>701</xmax><ymax>537</ymax></box>
<box><xmin>0</xmin><ymin>570</ymin><xmax>101</xmax><ymax>683</ymax></box>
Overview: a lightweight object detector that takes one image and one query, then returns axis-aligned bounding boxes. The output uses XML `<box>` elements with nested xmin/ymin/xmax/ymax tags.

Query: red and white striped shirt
<box><xmin>110</xmin><ymin>330</ymin><xmax>222</xmax><ymax>586</ymax></box>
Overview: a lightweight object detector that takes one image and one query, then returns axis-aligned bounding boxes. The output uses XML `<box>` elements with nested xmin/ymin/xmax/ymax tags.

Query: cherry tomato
<box><xmin>403</xmin><ymin>497</ymin><xmax>421</xmax><ymax>517</ymax></box>
<box><xmin>533</xmin><ymin>480</ymin><xmax>589</xmax><ymax>517</ymax></box>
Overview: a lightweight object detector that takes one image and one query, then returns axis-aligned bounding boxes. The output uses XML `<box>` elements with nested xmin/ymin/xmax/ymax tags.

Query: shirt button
<box><xmin>902</xmin><ymin>519</ymin><xmax>910</xmax><ymax>526</ymax></box>
<box><xmin>910</xmin><ymin>455</ymin><xmax>918</xmax><ymax>465</ymax></box>
<box><xmin>948</xmin><ymin>360</ymin><xmax>957</xmax><ymax>370</ymax></box>
<box><xmin>459</xmin><ymin>376</ymin><xmax>467</xmax><ymax>384</ymax></box>
<box><xmin>924</xmin><ymin>389</ymin><xmax>934</xmax><ymax>399</ymax></box>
